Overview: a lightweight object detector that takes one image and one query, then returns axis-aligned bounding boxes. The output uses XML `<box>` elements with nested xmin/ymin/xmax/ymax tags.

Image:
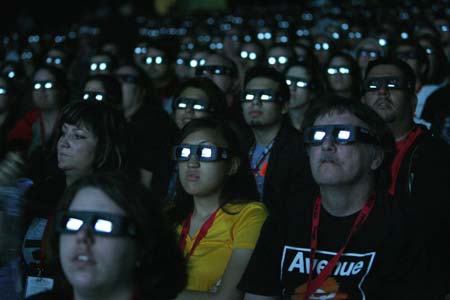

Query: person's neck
<box><xmin>335</xmin><ymin>90</ymin><xmax>352</xmax><ymax>99</ymax></box>
<box><xmin>390</xmin><ymin>121</ymin><xmax>414</xmax><ymax>142</ymax></box>
<box><xmin>320</xmin><ymin>181</ymin><xmax>374</xmax><ymax>217</ymax></box>
<box><xmin>289</xmin><ymin>107</ymin><xmax>307</xmax><ymax>131</ymax></box>
<box><xmin>65</xmin><ymin>170</ymin><xmax>90</xmax><ymax>186</ymax></box>
<box><xmin>40</xmin><ymin>108</ymin><xmax>59</xmax><ymax>121</ymax></box>
<box><xmin>192</xmin><ymin>194</ymin><xmax>221</xmax><ymax>220</ymax></box>
<box><xmin>124</xmin><ymin>101</ymin><xmax>143</xmax><ymax>122</ymax></box>
<box><xmin>0</xmin><ymin>110</ymin><xmax>9</xmax><ymax>127</ymax></box>
<box><xmin>252</xmin><ymin>121</ymin><xmax>282</xmax><ymax>146</ymax></box>
<box><xmin>74</xmin><ymin>284</ymin><xmax>134</xmax><ymax>300</ymax></box>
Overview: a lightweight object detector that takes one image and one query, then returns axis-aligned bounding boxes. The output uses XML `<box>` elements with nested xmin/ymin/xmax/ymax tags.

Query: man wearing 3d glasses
<box><xmin>240</xmin><ymin>66</ymin><xmax>316</xmax><ymax>216</ymax></box>
<box><xmin>238</xmin><ymin>96</ymin><xmax>425</xmax><ymax>300</ymax></box>
<box><xmin>362</xmin><ymin>58</ymin><xmax>450</xmax><ymax>298</ymax></box>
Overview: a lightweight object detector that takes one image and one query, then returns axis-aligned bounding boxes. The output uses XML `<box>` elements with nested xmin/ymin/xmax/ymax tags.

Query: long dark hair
<box><xmin>169</xmin><ymin>118</ymin><xmax>259</xmax><ymax>224</ymax></box>
<box><xmin>47</xmin><ymin>171</ymin><xmax>187</xmax><ymax>300</ymax></box>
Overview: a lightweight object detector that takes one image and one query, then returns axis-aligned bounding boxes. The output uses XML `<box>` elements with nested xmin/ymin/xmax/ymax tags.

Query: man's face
<box><xmin>362</xmin><ymin>64</ymin><xmax>413</xmax><ymax>125</ymax></box>
<box><xmin>142</xmin><ymin>47</ymin><xmax>169</xmax><ymax>80</ymax></box>
<box><xmin>308</xmin><ymin>111</ymin><xmax>381</xmax><ymax>187</ymax></box>
<box><xmin>241</xmin><ymin>77</ymin><xmax>287</xmax><ymax>128</ymax></box>
<box><xmin>267</xmin><ymin>46</ymin><xmax>293</xmax><ymax>73</ymax></box>
<box><xmin>198</xmin><ymin>55</ymin><xmax>235</xmax><ymax>94</ymax></box>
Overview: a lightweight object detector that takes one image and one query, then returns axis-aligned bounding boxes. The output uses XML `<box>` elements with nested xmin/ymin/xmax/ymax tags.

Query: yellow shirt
<box><xmin>177</xmin><ymin>202</ymin><xmax>268</xmax><ymax>292</ymax></box>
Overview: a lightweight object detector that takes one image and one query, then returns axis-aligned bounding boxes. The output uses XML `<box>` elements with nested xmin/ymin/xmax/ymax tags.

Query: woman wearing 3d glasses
<box><xmin>168</xmin><ymin>118</ymin><xmax>267</xmax><ymax>300</ymax></box>
<box><xmin>171</xmin><ymin>77</ymin><xmax>227</xmax><ymax>130</ymax></box>
<box><xmin>26</xmin><ymin>171</ymin><xmax>187</xmax><ymax>300</ymax></box>
<box><xmin>324</xmin><ymin>52</ymin><xmax>362</xmax><ymax>100</ymax></box>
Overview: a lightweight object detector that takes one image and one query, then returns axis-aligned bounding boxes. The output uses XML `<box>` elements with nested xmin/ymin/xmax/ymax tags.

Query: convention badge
<box><xmin>22</xmin><ymin>218</ymin><xmax>48</xmax><ymax>265</ymax></box>
<box><xmin>25</xmin><ymin>276</ymin><xmax>54</xmax><ymax>297</ymax></box>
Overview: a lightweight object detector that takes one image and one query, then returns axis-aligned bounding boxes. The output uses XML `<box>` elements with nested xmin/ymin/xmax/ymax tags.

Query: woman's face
<box><xmin>32</xmin><ymin>69</ymin><xmax>61</xmax><ymax>110</ymax></box>
<box><xmin>327</xmin><ymin>56</ymin><xmax>353</xmax><ymax>93</ymax></box>
<box><xmin>178</xmin><ymin>129</ymin><xmax>232</xmax><ymax>198</ymax></box>
<box><xmin>59</xmin><ymin>187</ymin><xmax>137</xmax><ymax>295</ymax></box>
<box><xmin>83</xmin><ymin>79</ymin><xmax>107</xmax><ymax>102</ymax></box>
<box><xmin>174</xmin><ymin>87</ymin><xmax>212</xmax><ymax>129</ymax></box>
<box><xmin>57</xmin><ymin>122</ymin><xmax>98</xmax><ymax>175</ymax></box>
<box><xmin>285</xmin><ymin>66</ymin><xmax>314</xmax><ymax>110</ymax></box>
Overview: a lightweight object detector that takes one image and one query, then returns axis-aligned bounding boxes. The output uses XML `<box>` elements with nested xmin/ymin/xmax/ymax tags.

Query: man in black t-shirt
<box><xmin>238</xmin><ymin>96</ymin><xmax>425</xmax><ymax>300</ymax></box>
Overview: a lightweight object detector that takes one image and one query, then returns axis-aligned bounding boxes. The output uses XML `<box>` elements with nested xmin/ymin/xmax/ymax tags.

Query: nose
<box><xmin>75</xmin><ymin>225</ymin><xmax>94</xmax><ymax>245</ymax></box>
<box><xmin>58</xmin><ymin>134</ymin><xmax>69</xmax><ymax>148</ymax></box>
<box><xmin>320</xmin><ymin>135</ymin><xmax>336</xmax><ymax>152</ymax></box>
<box><xmin>187</xmin><ymin>154</ymin><xmax>200</xmax><ymax>168</ymax></box>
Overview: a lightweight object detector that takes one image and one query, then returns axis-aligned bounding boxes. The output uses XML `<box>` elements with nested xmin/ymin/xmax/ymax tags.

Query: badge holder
<box><xmin>25</xmin><ymin>267</ymin><xmax>54</xmax><ymax>298</ymax></box>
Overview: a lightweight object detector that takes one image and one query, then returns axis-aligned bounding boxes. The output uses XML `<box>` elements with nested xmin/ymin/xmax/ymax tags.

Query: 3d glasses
<box><xmin>0</xmin><ymin>87</ymin><xmax>8</xmax><ymax>95</ymax></box>
<box><xmin>90</xmin><ymin>62</ymin><xmax>109</xmax><ymax>72</ymax></box>
<box><xmin>286</xmin><ymin>76</ymin><xmax>314</xmax><ymax>89</ymax></box>
<box><xmin>195</xmin><ymin>65</ymin><xmax>235</xmax><ymax>77</ymax></box>
<box><xmin>362</xmin><ymin>76</ymin><xmax>413</xmax><ymax>92</ymax></box>
<box><xmin>174</xmin><ymin>97</ymin><xmax>211</xmax><ymax>111</ymax></box>
<box><xmin>46</xmin><ymin>56</ymin><xmax>63</xmax><ymax>66</ymax></box>
<box><xmin>241</xmin><ymin>89</ymin><xmax>283</xmax><ymax>103</ymax></box>
<box><xmin>143</xmin><ymin>55</ymin><xmax>167</xmax><ymax>65</ymax></box>
<box><xmin>240</xmin><ymin>51</ymin><xmax>258</xmax><ymax>61</ymax></box>
<box><xmin>33</xmin><ymin>81</ymin><xmax>56</xmax><ymax>90</ymax></box>
<box><xmin>172</xmin><ymin>144</ymin><xmax>230</xmax><ymax>161</ymax></box>
<box><xmin>267</xmin><ymin>56</ymin><xmax>289</xmax><ymax>65</ymax></box>
<box><xmin>83</xmin><ymin>91</ymin><xmax>107</xmax><ymax>102</ymax></box>
<box><xmin>304</xmin><ymin>125</ymin><xmax>379</xmax><ymax>145</ymax></box>
<box><xmin>327</xmin><ymin>66</ymin><xmax>350</xmax><ymax>75</ymax></box>
<box><xmin>357</xmin><ymin>49</ymin><xmax>380</xmax><ymax>59</ymax></box>
<box><xmin>55</xmin><ymin>211</ymin><xmax>136</xmax><ymax>237</ymax></box>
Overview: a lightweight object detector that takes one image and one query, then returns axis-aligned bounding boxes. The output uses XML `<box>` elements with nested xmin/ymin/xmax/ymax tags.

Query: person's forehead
<box><xmin>366</xmin><ymin>64</ymin><xmax>403</xmax><ymax>78</ymax></box>
<box><xmin>34</xmin><ymin>69</ymin><xmax>55</xmax><ymax>81</ymax></box>
<box><xmin>242</xmin><ymin>43</ymin><xmax>260</xmax><ymax>52</ymax></box>
<box><xmin>286</xmin><ymin>66</ymin><xmax>309</xmax><ymax>78</ymax></box>
<box><xmin>330</xmin><ymin>56</ymin><xmax>350</xmax><ymax>66</ymax></box>
<box><xmin>91</xmin><ymin>54</ymin><xmax>110</xmax><ymax>62</ymax></box>
<box><xmin>116</xmin><ymin>65</ymin><xmax>138</xmax><ymax>76</ymax></box>
<box><xmin>205</xmin><ymin>55</ymin><xmax>229</xmax><ymax>67</ymax></box>
<box><xmin>268</xmin><ymin>46</ymin><xmax>291</xmax><ymax>56</ymax></box>
<box><xmin>313</xmin><ymin>110</ymin><xmax>368</xmax><ymax>128</ymax></box>
<box><xmin>182</xmin><ymin>128</ymin><xmax>228</xmax><ymax>148</ymax></box>
<box><xmin>84</xmin><ymin>79</ymin><xmax>105</xmax><ymax>92</ymax></box>
<box><xmin>47</xmin><ymin>49</ymin><xmax>66</xmax><ymax>57</ymax></box>
<box><xmin>246</xmin><ymin>77</ymin><xmax>279</xmax><ymax>90</ymax></box>
<box><xmin>69</xmin><ymin>187</ymin><xmax>126</xmax><ymax>216</ymax></box>
<box><xmin>146</xmin><ymin>47</ymin><xmax>165</xmax><ymax>55</ymax></box>
<box><xmin>179</xmin><ymin>86</ymin><xmax>209</xmax><ymax>100</ymax></box>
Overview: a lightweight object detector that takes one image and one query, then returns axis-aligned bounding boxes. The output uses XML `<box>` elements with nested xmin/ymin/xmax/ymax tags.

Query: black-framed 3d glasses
<box><xmin>46</xmin><ymin>56</ymin><xmax>64</xmax><ymax>66</ymax></box>
<box><xmin>286</xmin><ymin>76</ymin><xmax>314</xmax><ymax>89</ymax></box>
<box><xmin>241</xmin><ymin>89</ymin><xmax>283</xmax><ymax>103</ymax></box>
<box><xmin>142</xmin><ymin>55</ymin><xmax>167</xmax><ymax>65</ymax></box>
<box><xmin>83</xmin><ymin>91</ymin><xmax>107</xmax><ymax>102</ymax></box>
<box><xmin>357</xmin><ymin>49</ymin><xmax>380</xmax><ymax>59</ymax></box>
<box><xmin>362</xmin><ymin>76</ymin><xmax>413</xmax><ymax>93</ymax></box>
<box><xmin>33</xmin><ymin>81</ymin><xmax>57</xmax><ymax>90</ymax></box>
<box><xmin>90</xmin><ymin>62</ymin><xmax>109</xmax><ymax>72</ymax></box>
<box><xmin>55</xmin><ymin>211</ymin><xmax>137</xmax><ymax>237</ymax></box>
<box><xmin>174</xmin><ymin>97</ymin><xmax>211</xmax><ymax>112</ymax></box>
<box><xmin>304</xmin><ymin>125</ymin><xmax>379</xmax><ymax>145</ymax></box>
<box><xmin>195</xmin><ymin>65</ymin><xmax>236</xmax><ymax>77</ymax></box>
<box><xmin>0</xmin><ymin>87</ymin><xmax>8</xmax><ymax>95</ymax></box>
<box><xmin>172</xmin><ymin>144</ymin><xmax>230</xmax><ymax>161</ymax></box>
<box><xmin>327</xmin><ymin>66</ymin><xmax>350</xmax><ymax>75</ymax></box>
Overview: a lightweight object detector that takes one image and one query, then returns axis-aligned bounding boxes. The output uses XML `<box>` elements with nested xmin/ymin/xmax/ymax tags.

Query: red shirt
<box><xmin>389</xmin><ymin>127</ymin><xmax>423</xmax><ymax>195</ymax></box>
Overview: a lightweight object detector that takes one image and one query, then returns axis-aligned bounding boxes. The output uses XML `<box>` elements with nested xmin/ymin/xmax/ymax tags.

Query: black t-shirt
<box><xmin>238</xmin><ymin>191</ymin><xmax>425</xmax><ymax>300</ymax></box>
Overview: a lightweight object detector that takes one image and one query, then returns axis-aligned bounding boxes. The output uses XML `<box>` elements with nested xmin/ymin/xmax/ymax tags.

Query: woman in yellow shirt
<box><xmin>168</xmin><ymin>117</ymin><xmax>268</xmax><ymax>300</ymax></box>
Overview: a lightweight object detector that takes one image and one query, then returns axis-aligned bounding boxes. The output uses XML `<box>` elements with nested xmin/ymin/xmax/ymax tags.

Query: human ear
<box><xmin>370</xmin><ymin>147</ymin><xmax>384</xmax><ymax>170</ymax></box>
<box><xmin>228</xmin><ymin>157</ymin><xmax>240</xmax><ymax>175</ymax></box>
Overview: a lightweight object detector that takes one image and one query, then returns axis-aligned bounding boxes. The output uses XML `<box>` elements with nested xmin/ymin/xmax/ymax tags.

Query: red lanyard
<box><xmin>179</xmin><ymin>208</ymin><xmax>220</xmax><ymax>261</ymax></box>
<box><xmin>305</xmin><ymin>194</ymin><xmax>375</xmax><ymax>299</ymax></box>
<box><xmin>249</xmin><ymin>140</ymin><xmax>274</xmax><ymax>175</ymax></box>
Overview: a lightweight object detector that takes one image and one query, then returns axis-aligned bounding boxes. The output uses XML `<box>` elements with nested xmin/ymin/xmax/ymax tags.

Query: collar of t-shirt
<box><xmin>389</xmin><ymin>126</ymin><xmax>423</xmax><ymax>195</ymax></box>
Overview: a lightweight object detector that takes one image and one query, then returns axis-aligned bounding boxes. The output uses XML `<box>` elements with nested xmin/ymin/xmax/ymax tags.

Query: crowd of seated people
<box><xmin>0</xmin><ymin>1</ymin><xmax>449</xmax><ymax>299</ymax></box>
